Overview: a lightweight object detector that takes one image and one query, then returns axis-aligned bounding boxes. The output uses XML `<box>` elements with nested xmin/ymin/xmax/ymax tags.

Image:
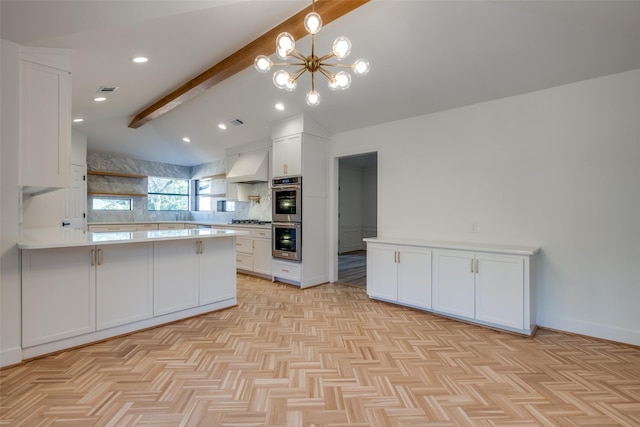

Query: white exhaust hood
<box><xmin>226</xmin><ymin>149</ymin><xmax>269</xmax><ymax>183</ymax></box>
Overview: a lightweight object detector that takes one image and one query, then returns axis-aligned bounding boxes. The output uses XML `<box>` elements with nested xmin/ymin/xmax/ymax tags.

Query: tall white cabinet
<box><xmin>271</xmin><ymin>114</ymin><xmax>330</xmax><ymax>288</ymax></box>
<box><xmin>365</xmin><ymin>238</ymin><xmax>539</xmax><ymax>336</ymax></box>
<box><xmin>20</xmin><ymin>48</ymin><xmax>72</xmax><ymax>195</ymax></box>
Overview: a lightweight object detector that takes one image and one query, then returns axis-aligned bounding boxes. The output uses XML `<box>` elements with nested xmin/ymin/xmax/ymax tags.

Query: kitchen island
<box><xmin>18</xmin><ymin>227</ymin><xmax>248</xmax><ymax>359</ymax></box>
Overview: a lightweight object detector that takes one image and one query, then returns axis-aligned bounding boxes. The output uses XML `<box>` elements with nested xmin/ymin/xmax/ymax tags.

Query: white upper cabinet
<box><xmin>20</xmin><ymin>48</ymin><xmax>72</xmax><ymax>194</ymax></box>
<box><xmin>272</xmin><ymin>134</ymin><xmax>302</xmax><ymax>177</ymax></box>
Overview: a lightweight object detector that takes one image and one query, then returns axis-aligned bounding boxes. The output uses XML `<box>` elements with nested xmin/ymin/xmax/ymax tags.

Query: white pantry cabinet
<box><xmin>367</xmin><ymin>243</ymin><xmax>432</xmax><ymax>310</ymax></box>
<box><xmin>20</xmin><ymin>48</ymin><xmax>72</xmax><ymax>194</ymax></box>
<box><xmin>365</xmin><ymin>238</ymin><xmax>538</xmax><ymax>336</ymax></box>
<box><xmin>96</xmin><ymin>243</ymin><xmax>154</xmax><ymax>330</ymax></box>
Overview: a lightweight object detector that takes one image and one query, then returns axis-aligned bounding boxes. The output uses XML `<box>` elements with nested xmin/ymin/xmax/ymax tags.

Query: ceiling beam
<box><xmin>128</xmin><ymin>0</ymin><xmax>371</xmax><ymax>129</ymax></box>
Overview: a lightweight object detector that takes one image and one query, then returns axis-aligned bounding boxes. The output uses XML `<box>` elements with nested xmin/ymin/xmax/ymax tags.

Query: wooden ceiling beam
<box><xmin>128</xmin><ymin>0</ymin><xmax>370</xmax><ymax>129</ymax></box>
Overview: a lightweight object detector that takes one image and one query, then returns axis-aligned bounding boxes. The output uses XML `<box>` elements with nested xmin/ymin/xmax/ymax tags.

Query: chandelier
<box><xmin>254</xmin><ymin>0</ymin><xmax>370</xmax><ymax>106</ymax></box>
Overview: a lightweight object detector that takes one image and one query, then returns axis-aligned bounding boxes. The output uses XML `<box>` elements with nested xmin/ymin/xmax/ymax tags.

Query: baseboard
<box><xmin>0</xmin><ymin>346</ymin><xmax>23</xmax><ymax>369</ymax></box>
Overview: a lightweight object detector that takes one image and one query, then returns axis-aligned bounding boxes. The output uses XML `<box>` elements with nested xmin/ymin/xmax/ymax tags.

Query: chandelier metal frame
<box><xmin>254</xmin><ymin>0</ymin><xmax>369</xmax><ymax>106</ymax></box>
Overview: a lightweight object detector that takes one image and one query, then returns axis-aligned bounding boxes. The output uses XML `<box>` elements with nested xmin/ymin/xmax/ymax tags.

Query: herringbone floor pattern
<box><xmin>1</xmin><ymin>275</ymin><xmax>639</xmax><ymax>426</ymax></box>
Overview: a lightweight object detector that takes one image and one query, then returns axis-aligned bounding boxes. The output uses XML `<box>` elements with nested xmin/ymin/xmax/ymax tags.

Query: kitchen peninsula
<box><xmin>18</xmin><ymin>227</ymin><xmax>248</xmax><ymax>359</ymax></box>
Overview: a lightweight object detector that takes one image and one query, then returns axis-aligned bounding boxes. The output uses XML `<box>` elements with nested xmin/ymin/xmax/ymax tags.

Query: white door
<box><xmin>64</xmin><ymin>163</ymin><xmax>86</xmax><ymax>229</ymax></box>
<box><xmin>432</xmin><ymin>250</ymin><xmax>476</xmax><ymax>319</ymax></box>
<box><xmin>475</xmin><ymin>254</ymin><xmax>524</xmax><ymax>329</ymax></box>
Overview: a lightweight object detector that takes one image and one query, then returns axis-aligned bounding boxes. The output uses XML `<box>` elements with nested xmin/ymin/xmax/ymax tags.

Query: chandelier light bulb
<box><xmin>284</xmin><ymin>78</ymin><xmax>297</xmax><ymax>92</ymax></box>
<box><xmin>333</xmin><ymin>36</ymin><xmax>352</xmax><ymax>60</ymax></box>
<box><xmin>304</xmin><ymin>12</ymin><xmax>322</xmax><ymax>35</ymax></box>
<box><xmin>276</xmin><ymin>48</ymin><xmax>289</xmax><ymax>60</ymax></box>
<box><xmin>353</xmin><ymin>59</ymin><xmax>370</xmax><ymax>75</ymax></box>
<box><xmin>306</xmin><ymin>90</ymin><xmax>320</xmax><ymax>106</ymax></box>
<box><xmin>276</xmin><ymin>33</ymin><xmax>295</xmax><ymax>55</ymax></box>
<box><xmin>334</xmin><ymin>71</ymin><xmax>351</xmax><ymax>90</ymax></box>
<box><xmin>273</xmin><ymin>70</ymin><xmax>290</xmax><ymax>89</ymax></box>
<box><xmin>254</xmin><ymin>55</ymin><xmax>272</xmax><ymax>73</ymax></box>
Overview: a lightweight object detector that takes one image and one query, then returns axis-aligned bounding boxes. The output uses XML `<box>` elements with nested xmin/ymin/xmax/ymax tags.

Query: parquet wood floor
<box><xmin>2</xmin><ymin>274</ymin><xmax>639</xmax><ymax>426</ymax></box>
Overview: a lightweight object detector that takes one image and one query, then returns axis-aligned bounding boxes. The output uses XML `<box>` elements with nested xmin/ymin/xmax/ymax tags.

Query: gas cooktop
<box><xmin>230</xmin><ymin>219</ymin><xmax>271</xmax><ymax>225</ymax></box>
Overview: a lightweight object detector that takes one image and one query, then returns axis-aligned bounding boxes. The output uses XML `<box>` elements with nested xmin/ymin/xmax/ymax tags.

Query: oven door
<box><xmin>272</xmin><ymin>222</ymin><xmax>301</xmax><ymax>262</ymax></box>
<box><xmin>272</xmin><ymin>185</ymin><xmax>301</xmax><ymax>223</ymax></box>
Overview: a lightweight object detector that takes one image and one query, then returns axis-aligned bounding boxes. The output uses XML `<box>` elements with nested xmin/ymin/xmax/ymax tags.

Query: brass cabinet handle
<box><xmin>470</xmin><ymin>258</ymin><xmax>474</xmax><ymax>273</ymax></box>
<box><xmin>98</xmin><ymin>249</ymin><xmax>103</xmax><ymax>266</ymax></box>
<box><xmin>475</xmin><ymin>259</ymin><xmax>479</xmax><ymax>274</ymax></box>
<box><xmin>91</xmin><ymin>249</ymin><xmax>95</xmax><ymax>267</ymax></box>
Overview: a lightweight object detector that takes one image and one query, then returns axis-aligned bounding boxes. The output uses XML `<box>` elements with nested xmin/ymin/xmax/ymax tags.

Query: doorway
<box><xmin>336</xmin><ymin>152</ymin><xmax>377</xmax><ymax>288</ymax></box>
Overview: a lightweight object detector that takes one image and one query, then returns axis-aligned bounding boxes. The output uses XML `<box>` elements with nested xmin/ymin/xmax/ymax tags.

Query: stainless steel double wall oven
<box><xmin>272</xmin><ymin>176</ymin><xmax>302</xmax><ymax>262</ymax></box>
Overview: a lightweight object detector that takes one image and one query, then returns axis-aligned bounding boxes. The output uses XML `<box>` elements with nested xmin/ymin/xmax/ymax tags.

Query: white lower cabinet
<box><xmin>365</xmin><ymin>238</ymin><xmax>538</xmax><ymax>336</ymax></box>
<box><xmin>367</xmin><ymin>243</ymin><xmax>432</xmax><ymax>310</ymax></box>
<box><xmin>154</xmin><ymin>239</ymin><xmax>200</xmax><ymax>315</ymax></box>
<box><xmin>22</xmin><ymin>242</ymin><xmax>154</xmax><ymax>347</ymax></box>
<box><xmin>253</xmin><ymin>238</ymin><xmax>272</xmax><ymax>276</ymax></box>
<box><xmin>96</xmin><ymin>243</ymin><xmax>154</xmax><ymax>330</ymax></box>
<box><xmin>199</xmin><ymin>237</ymin><xmax>236</xmax><ymax>305</ymax></box>
<box><xmin>154</xmin><ymin>237</ymin><xmax>237</xmax><ymax>316</ymax></box>
<box><xmin>432</xmin><ymin>249</ymin><xmax>530</xmax><ymax>332</ymax></box>
<box><xmin>22</xmin><ymin>247</ymin><xmax>96</xmax><ymax>348</ymax></box>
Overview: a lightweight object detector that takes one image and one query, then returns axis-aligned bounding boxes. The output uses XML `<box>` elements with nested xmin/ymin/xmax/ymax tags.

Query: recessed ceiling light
<box><xmin>275</xmin><ymin>103</ymin><xmax>285</xmax><ymax>111</ymax></box>
<box><xmin>132</xmin><ymin>56</ymin><xmax>148</xmax><ymax>63</ymax></box>
<box><xmin>73</xmin><ymin>118</ymin><xmax>84</xmax><ymax>123</ymax></box>
<box><xmin>218</xmin><ymin>123</ymin><xmax>227</xmax><ymax>130</ymax></box>
<box><xmin>182</xmin><ymin>137</ymin><xmax>191</xmax><ymax>143</ymax></box>
<box><xmin>93</xmin><ymin>96</ymin><xmax>107</xmax><ymax>102</ymax></box>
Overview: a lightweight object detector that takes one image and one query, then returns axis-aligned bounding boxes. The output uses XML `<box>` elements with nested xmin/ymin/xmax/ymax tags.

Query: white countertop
<box><xmin>88</xmin><ymin>221</ymin><xmax>271</xmax><ymax>229</ymax></box>
<box><xmin>18</xmin><ymin>227</ymin><xmax>249</xmax><ymax>250</ymax></box>
<box><xmin>363</xmin><ymin>237</ymin><xmax>540</xmax><ymax>256</ymax></box>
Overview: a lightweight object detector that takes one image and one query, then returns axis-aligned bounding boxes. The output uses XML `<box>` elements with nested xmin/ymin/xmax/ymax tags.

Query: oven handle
<box><xmin>272</xmin><ymin>222</ymin><xmax>301</xmax><ymax>228</ymax></box>
<box><xmin>272</xmin><ymin>185</ymin><xmax>301</xmax><ymax>191</ymax></box>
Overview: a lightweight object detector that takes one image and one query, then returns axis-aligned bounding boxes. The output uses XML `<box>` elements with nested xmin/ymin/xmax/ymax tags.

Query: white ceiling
<box><xmin>3</xmin><ymin>0</ymin><xmax>640</xmax><ymax>166</ymax></box>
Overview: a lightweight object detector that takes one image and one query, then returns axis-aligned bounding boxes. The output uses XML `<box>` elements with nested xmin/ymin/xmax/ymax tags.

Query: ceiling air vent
<box><xmin>229</xmin><ymin>118</ymin><xmax>244</xmax><ymax>126</ymax></box>
<box><xmin>98</xmin><ymin>86</ymin><xmax>119</xmax><ymax>93</ymax></box>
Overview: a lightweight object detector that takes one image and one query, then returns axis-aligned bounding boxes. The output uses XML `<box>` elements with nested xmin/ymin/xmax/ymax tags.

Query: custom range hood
<box><xmin>226</xmin><ymin>149</ymin><xmax>269</xmax><ymax>183</ymax></box>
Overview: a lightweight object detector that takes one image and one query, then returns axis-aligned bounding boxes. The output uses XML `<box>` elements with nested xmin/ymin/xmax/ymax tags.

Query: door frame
<box><xmin>328</xmin><ymin>150</ymin><xmax>379</xmax><ymax>283</ymax></box>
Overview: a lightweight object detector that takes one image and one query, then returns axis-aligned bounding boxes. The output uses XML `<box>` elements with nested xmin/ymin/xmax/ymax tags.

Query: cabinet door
<box><xmin>273</xmin><ymin>134</ymin><xmax>302</xmax><ymax>177</ymax></box>
<box><xmin>432</xmin><ymin>250</ymin><xmax>476</xmax><ymax>318</ymax></box>
<box><xmin>154</xmin><ymin>240</ymin><xmax>199</xmax><ymax>315</ymax></box>
<box><xmin>475</xmin><ymin>254</ymin><xmax>524</xmax><ymax>329</ymax></box>
<box><xmin>199</xmin><ymin>237</ymin><xmax>236</xmax><ymax>305</ymax></box>
<box><xmin>22</xmin><ymin>247</ymin><xmax>95</xmax><ymax>347</ymax></box>
<box><xmin>253</xmin><ymin>238</ymin><xmax>272</xmax><ymax>275</ymax></box>
<box><xmin>21</xmin><ymin>60</ymin><xmax>70</xmax><ymax>189</ymax></box>
<box><xmin>366</xmin><ymin>244</ymin><xmax>398</xmax><ymax>301</ymax></box>
<box><xmin>397</xmin><ymin>247</ymin><xmax>432</xmax><ymax>309</ymax></box>
<box><xmin>96</xmin><ymin>243</ymin><xmax>154</xmax><ymax>330</ymax></box>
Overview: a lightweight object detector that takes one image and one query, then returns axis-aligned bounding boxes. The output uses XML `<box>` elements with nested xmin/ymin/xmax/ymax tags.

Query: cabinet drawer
<box><xmin>136</xmin><ymin>224</ymin><xmax>158</xmax><ymax>231</ymax></box>
<box><xmin>235</xmin><ymin>237</ymin><xmax>253</xmax><ymax>253</ymax></box>
<box><xmin>250</xmin><ymin>228</ymin><xmax>271</xmax><ymax>239</ymax></box>
<box><xmin>272</xmin><ymin>260</ymin><xmax>301</xmax><ymax>281</ymax></box>
<box><xmin>236</xmin><ymin>253</ymin><xmax>254</xmax><ymax>270</ymax></box>
<box><xmin>158</xmin><ymin>223</ymin><xmax>184</xmax><ymax>230</ymax></box>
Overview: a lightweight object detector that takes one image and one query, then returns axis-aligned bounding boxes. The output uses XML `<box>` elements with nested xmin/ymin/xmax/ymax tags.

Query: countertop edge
<box><xmin>363</xmin><ymin>237</ymin><xmax>540</xmax><ymax>256</ymax></box>
<box><xmin>18</xmin><ymin>228</ymin><xmax>250</xmax><ymax>250</ymax></box>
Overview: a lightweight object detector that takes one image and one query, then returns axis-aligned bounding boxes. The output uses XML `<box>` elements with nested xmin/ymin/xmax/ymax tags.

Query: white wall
<box><xmin>330</xmin><ymin>68</ymin><xmax>640</xmax><ymax>346</ymax></box>
<box><xmin>1</xmin><ymin>39</ymin><xmax>23</xmax><ymax>366</ymax></box>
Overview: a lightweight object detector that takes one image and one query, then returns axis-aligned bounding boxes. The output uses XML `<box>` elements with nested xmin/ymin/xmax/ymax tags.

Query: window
<box><xmin>92</xmin><ymin>198</ymin><xmax>132</xmax><ymax>211</ymax></box>
<box><xmin>195</xmin><ymin>176</ymin><xmax>226</xmax><ymax>211</ymax></box>
<box><xmin>148</xmin><ymin>177</ymin><xmax>189</xmax><ymax>211</ymax></box>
